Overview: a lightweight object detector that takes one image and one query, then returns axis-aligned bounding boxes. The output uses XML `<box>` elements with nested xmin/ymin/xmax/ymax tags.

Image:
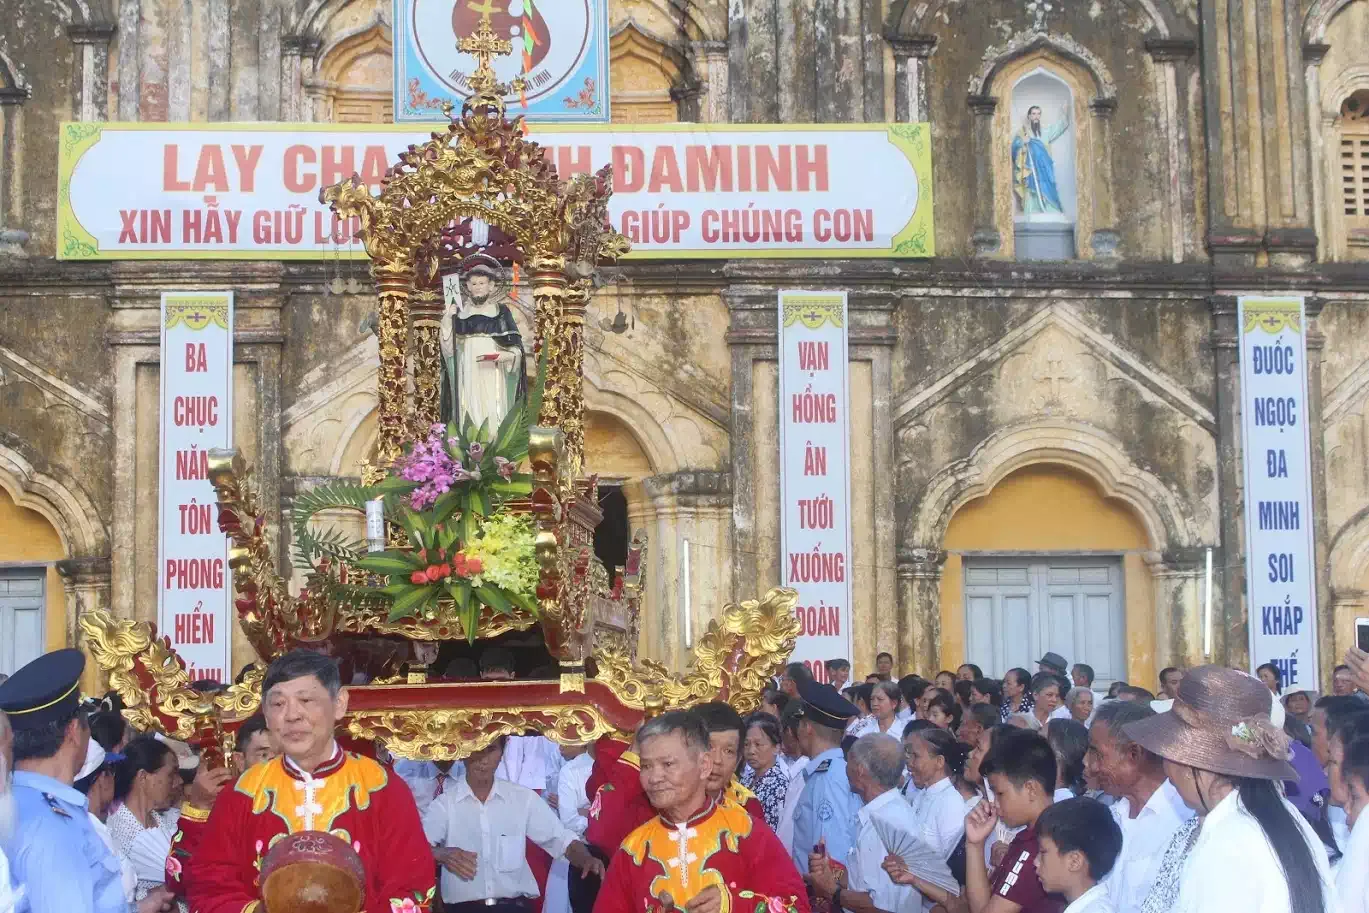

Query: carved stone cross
<box><xmin>1025</xmin><ymin>0</ymin><xmax>1056</xmax><ymax>30</ymax></box>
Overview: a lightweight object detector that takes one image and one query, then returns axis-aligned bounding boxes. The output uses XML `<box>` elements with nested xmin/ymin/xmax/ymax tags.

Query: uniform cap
<box><xmin>0</xmin><ymin>648</ymin><xmax>86</xmax><ymax>730</ymax></box>
<box><xmin>793</xmin><ymin>677</ymin><xmax>859</xmax><ymax>729</ymax></box>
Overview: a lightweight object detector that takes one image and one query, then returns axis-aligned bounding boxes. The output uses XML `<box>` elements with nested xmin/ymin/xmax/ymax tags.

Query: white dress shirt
<box><xmin>777</xmin><ymin>755</ymin><xmax>809</xmax><ymax>853</ymax></box>
<box><xmin>1049</xmin><ymin>705</ymin><xmax>1073</xmax><ymax>722</ymax></box>
<box><xmin>545</xmin><ymin>752</ymin><xmax>594</xmax><ymax>913</ymax></box>
<box><xmin>556</xmin><ymin>751</ymin><xmax>594</xmax><ymax>836</ymax></box>
<box><xmin>1064</xmin><ymin>883</ymin><xmax>1116</xmax><ymax>913</ymax></box>
<box><xmin>906</xmin><ymin>777</ymin><xmax>966</xmax><ymax>862</ymax></box>
<box><xmin>1335</xmin><ymin>808</ymin><xmax>1368</xmax><ymax>913</ymax></box>
<box><xmin>395</xmin><ymin>759</ymin><xmax>463</xmax><ymax>820</ymax></box>
<box><xmin>1102</xmin><ymin>779</ymin><xmax>1192</xmax><ymax>913</ymax></box>
<box><xmin>897</xmin><ymin>706</ymin><xmax>914</xmax><ymax>724</ymax></box>
<box><xmin>1170</xmin><ymin>789</ymin><xmax>1337</xmax><ymax>913</ymax></box>
<box><xmin>422</xmin><ymin>776</ymin><xmax>578</xmax><ymax>903</ymax></box>
<box><xmin>0</xmin><ymin>844</ymin><xmax>20</xmax><ymax>913</ymax></box>
<box><xmin>497</xmin><ymin>736</ymin><xmax>563</xmax><ymax>791</ymax></box>
<box><xmin>846</xmin><ymin>789</ymin><xmax>925</xmax><ymax>913</ymax></box>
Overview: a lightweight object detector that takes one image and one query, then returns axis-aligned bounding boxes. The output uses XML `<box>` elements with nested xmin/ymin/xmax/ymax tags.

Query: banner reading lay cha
<box><xmin>57</xmin><ymin>122</ymin><xmax>934</xmax><ymax>260</ymax></box>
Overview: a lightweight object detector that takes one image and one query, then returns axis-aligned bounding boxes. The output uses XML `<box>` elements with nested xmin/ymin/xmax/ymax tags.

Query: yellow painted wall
<box><xmin>0</xmin><ymin>486</ymin><xmax>68</xmax><ymax>655</ymax></box>
<box><xmin>938</xmin><ymin>464</ymin><xmax>1157</xmax><ymax>685</ymax></box>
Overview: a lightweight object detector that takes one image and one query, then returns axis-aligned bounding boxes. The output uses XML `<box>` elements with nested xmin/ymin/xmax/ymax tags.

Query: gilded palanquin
<box><xmin>79</xmin><ymin>13</ymin><xmax>798</xmax><ymax>763</ymax></box>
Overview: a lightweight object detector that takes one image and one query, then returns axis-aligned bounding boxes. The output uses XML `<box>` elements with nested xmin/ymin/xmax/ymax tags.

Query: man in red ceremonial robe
<box><xmin>166</xmin><ymin>650</ymin><xmax>436</xmax><ymax>913</ymax></box>
<box><xmin>595</xmin><ymin>710</ymin><xmax>808</xmax><ymax>913</ymax></box>
<box><xmin>586</xmin><ymin>702</ymin><xmax>766</xmax><ymax>858</ymax></box>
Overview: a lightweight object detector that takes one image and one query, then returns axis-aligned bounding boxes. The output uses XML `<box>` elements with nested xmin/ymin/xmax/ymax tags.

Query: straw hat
<box><xmin>1123</xmin><ymin>664</ymin><xmax>1296</xmax><ymax>781</ymax></box>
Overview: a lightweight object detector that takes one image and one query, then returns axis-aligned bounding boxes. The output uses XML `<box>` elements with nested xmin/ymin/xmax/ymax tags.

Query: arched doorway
<box><xmin>939</xmin><ymin>463</ymin><xmax>1154</xmax><ymax>689</ymax></box>
<box><xmin>0</xmin><ymin>485</ymin><xmax>67</xmax><ymax>674</ymax></box>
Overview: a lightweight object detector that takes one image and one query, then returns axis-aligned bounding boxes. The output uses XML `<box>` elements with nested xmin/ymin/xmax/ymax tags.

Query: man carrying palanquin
<box><xmin>167</xmin><ymin>649</ymin><xmax>436</xmax><ymax>913</ymax></box>
<box><xmin>594</xmin><ymin>711</ymin><xmax>808</xmax><ymax>913</ymax></box>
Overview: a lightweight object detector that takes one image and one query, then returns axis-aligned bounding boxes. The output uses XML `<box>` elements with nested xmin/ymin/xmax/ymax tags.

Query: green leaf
<box><xmin>388</xmin><ymin>584</ymin><xmax>436</xmax><ymax>618</ymax></box>
<box><xmin>462</xmin><ymin>601</ymin><xmax>481</xmax><ymax>644</ymax></box>
<box><xmin>508</xmin><ymin>590</ymin><xmax>540</xmax><ymax>615</ymax></box>
<box><xmin>486</xmin><ymin>478</ymin><xmax>533</xmax><ymax>496</ymax></box>
<box><xmin>438</xmin><ymin>523</ymin><xmax>460</xmax><ymax>552</ymax></box>
<box><xmin>475</xmin><ymin>584</ymin><xmax>514</xmax><ymax>616</ymax></box>
<box><xmin>430</xmin><ymin>489</ymin><xmax>462</xmax><ymax>528</ymax></box>
<box><xmin>475</xmin><ymin>418</ymin><xmax>490</xmax><ymax>443</ymax></box>
<box><xmin>379</xmin><ymin>582</ymin><xmax>416</xmax><ymax>596</ymax></box>
<box><xmin>469</xmin><ymin>487</ymin><xmax>491</xmax><ymax>517</ymax></box>
<box><xmin>372</xmin><ymin>475</ymin><xmax>420</xmax><ymax>493</ymax></box>
<box><xmin>355</xmin><ymin>553</ymin><xmax>422</xmax><ymax>575</ymax></box>
<box><xmin>447</xmin><ymin>578</ymin><xmax>473</xmax><ymax>611</ymax></box>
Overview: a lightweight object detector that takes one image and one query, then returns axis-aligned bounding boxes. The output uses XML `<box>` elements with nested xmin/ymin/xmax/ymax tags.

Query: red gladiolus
<box><xmin>465</xmin><ymin>556</ymin><xmax>484</xmax><ymax>575</ymax></box>
<box><xmin>410</xmin><ymin>571</ymin><xmax>426</xmax><ymax>584</ymax></box>
<box><xmin>453</xmin><ymin>554</ymin><xmax>470</xmax><ymax>576</ymax></box>
<box><xmin>438</xmin><ymin>563</ymin><xmax>451</xmax><ymax>578</ymax></box>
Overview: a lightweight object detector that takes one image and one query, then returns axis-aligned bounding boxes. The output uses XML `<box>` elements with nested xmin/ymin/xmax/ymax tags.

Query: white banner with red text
<box><xmin>57</xmin><ymin>122</ymin><xmax>934</xmax><ymax>260</ymax></box>
<box><xmin>778</xmin><ymin>291</ymin><xmax>854</xmax><ymax>683</ymax></box>
<box><xmin>159</xmin><ymin>291</ymin><xmax>233</xmax><ymax>684</ymax></box>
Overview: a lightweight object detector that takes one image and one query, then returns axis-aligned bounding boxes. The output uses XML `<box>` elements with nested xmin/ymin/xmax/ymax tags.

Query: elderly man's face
<box><xmin>1334</xmin><ymin>668</ymin><xmax>1356</xmax><ymax>696</ymax></box>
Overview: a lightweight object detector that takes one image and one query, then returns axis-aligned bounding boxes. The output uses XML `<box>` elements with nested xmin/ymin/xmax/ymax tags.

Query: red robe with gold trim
<box><xmin>594</xmin><ymin>797</ymin><xmax>809</xmax><ymax>913</ymax></box>
<box><xmin>167</xmin><ymin>746</ymin><xmax>435</xmax><ymax>913</ymax></box>
<box><xmin>585</xmin><ymin>739</ymin><xmax>767</xmax><ymax>856</ymax></box>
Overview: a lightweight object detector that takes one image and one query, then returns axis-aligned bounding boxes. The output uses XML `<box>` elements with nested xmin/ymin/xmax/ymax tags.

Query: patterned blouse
<box><xmin>107</xmin><ymin>804</ymin><xmax>177</xmax><ymax>902</ymax></box>
<box><xmin>1000</xmin><ymin>693</ymin><xmax>1034</xmax><ymax>722</ymax></box>
<box><xmin>745</xmin><ymin>762</ymin><xmax>791</xmax><ymax>832</ymax></box>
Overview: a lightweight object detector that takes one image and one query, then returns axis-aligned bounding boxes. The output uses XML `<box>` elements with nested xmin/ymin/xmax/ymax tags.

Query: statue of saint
<box><xmin>1012</xmin><ymin>103</ymin><xmax>1072</xmax><ymax>217</ymax></box>
<box><xmin>438</xmin><ymin>254</ymin><xmax>526</xmax><ymax>432</ymax></box>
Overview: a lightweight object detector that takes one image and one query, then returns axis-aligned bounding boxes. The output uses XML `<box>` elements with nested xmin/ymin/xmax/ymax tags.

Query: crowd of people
<box><xmin>0</xmin><ymin>642</ymin><xmax>1368</xmax><ymax>913</ymax></box>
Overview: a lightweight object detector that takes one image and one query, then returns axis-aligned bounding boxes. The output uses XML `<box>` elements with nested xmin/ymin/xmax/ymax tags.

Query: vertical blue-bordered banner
<box><xmin>778</xmin><ymin>291</ymin><xmax>854</xmax><ymax>683</ymax></box>
<box><xmin>1239</xmin><ymin>295</ymin><xmax>1319</xmax><ymax>690</ymax></box>
<box><xmin>394</xmin><ymin>0</ymin><xmax>610</xmax><ymax>123</ymax></box>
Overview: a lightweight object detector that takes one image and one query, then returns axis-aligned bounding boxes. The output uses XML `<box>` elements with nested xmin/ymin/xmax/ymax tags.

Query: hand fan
<box><xmin>870</xmin><ymin>814</ymin><xmax>961</xmax><ymax>896</ymax></box>
<box><xmin>126</xmin><ymin>824</ymin><xmax>174</xmax><ymax>884</ymax></box>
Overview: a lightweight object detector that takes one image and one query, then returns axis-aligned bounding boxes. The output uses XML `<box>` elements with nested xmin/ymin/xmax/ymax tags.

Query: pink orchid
<box><xmin>468</xmin><ymin>441</ymin><xmax>485</xmax><ymax>462</ymax></box>
<box><xmin>494</xmin><ymin>457</ymin><xmax>514</xmax><ymax>481</ymax></box>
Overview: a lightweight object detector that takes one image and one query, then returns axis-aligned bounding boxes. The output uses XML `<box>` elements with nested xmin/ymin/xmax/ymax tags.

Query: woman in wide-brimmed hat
<box><xmin>1123</xmin><ymin>665</ymin><xmax>1336</xmax><ymax>913</ymax></box>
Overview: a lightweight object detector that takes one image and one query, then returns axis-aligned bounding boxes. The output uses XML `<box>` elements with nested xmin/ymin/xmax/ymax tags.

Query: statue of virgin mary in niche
<box><xmin>438</xmin><ymin>253</ymin><xmax>527</xmax><ymax>432</ymax></box>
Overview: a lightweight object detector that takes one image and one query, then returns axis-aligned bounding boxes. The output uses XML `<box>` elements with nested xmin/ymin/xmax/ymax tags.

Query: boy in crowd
<box><xmin>964</xmin><ymin>728</ymin><xmax>1063</xmax><ymax>913</ymax></box>
<box><xmin>1034</xmin><ymin>798</ymin><xmax>1123</xmax><ymax>913</ymax></box>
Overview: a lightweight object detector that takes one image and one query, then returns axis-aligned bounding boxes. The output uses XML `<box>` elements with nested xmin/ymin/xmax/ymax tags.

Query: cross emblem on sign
<box><xmin>803</xmin><ymin>309</ymin><xmax>822</xmax><ymax>324</ymax></box>
<box><xmin>666</xmin><ymin>824</ymin><xmax>699</xmax><ymax>888</ymax></box>
<box><xmin>188</xmin><ymin>310</ymin><xmax>207</xmax><ymax>323</ymax></box>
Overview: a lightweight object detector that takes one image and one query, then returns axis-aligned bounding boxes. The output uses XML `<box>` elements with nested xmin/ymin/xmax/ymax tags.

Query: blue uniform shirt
<box><xmin>2</xmin><ymin>771</ymin><xmax>128</xmax><ymax>913</ymax></box>
<box><xmin>789</xmin><ymin>746</ymin><xmax>862</xmax><ymax>875</ymax></box>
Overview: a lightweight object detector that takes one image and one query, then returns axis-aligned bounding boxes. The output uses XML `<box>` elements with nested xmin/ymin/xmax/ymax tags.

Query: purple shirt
<box><xmin>1284</xmin><ymin>739</ymin><xmax>1330</xmax><ymax>822</ymax></box>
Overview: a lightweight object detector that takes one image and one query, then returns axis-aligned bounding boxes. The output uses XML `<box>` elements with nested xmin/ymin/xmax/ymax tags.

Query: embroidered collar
<box><xmin>282</xmin><ymin>741</ymin><xmax>344</xmax><ymax>782</ymax></box>
<box><xmin>658</xmin><ymin>797</ymin><xmax>718</xmax><ymax>829</ymax></box>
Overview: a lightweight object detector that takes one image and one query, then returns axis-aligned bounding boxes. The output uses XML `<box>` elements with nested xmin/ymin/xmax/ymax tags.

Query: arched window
<box><xmin>1341</xmin><ymin>89</ymin><xmax>1369</xmax><ymax>252</ymax></box>
<box><xmin>308</xmin><ymin>23</ymin><xmax>393</xmax><ymax>124</ymax></box>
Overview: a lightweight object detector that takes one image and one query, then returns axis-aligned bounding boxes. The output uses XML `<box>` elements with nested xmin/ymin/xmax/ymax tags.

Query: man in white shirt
<box><xmin>547</xmin><ymin>742</ymin><xmax>594</xmax><ymax>913</ymax></box>
<box><xmin>776</xmin><ymin>705</ymin><xmax>809</xmax><ymax>853</ymax></box>
<box><xmin>395</xmin><ymin>758</ymin><xmax>462</xmax><ymax>820</ymax></box>
<box><xmin>422</xmin><ymin>736</ymin><xmax>604</xmax><ymax>912</ymax></box>
<box><xmin>810</xmin><ymin>733</ymin><xmax>951</xmax><ymax>913</ymax></box>
<box><xmin>1085</xmin><ymin>701</ymin><xmax>1192</xmax><ymax>911</ymax></box>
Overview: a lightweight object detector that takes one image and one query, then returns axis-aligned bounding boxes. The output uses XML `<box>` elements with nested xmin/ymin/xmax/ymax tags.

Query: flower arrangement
<box><xmin>288</xmin><ymin>351</ymin><xmax>547</xmax><ymax>640</ymax></box>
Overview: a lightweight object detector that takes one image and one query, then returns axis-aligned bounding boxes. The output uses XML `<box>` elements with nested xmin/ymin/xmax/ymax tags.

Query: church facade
<box><xmin>1</xmin><ymin>0</ymin><xmax>1368</xmax><ymax>690</ymax></box>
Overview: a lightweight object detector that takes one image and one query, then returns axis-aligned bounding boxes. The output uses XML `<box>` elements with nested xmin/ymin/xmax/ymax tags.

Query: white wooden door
<box><xmin>0</xmin><ymin>569</ymin><xmax>45</xmax><ymax>675</ymax></box>
<box><xmin>963</xmin><ymin>558</ymin><xmax>1125</xmax><ymax>689</ymax></box>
